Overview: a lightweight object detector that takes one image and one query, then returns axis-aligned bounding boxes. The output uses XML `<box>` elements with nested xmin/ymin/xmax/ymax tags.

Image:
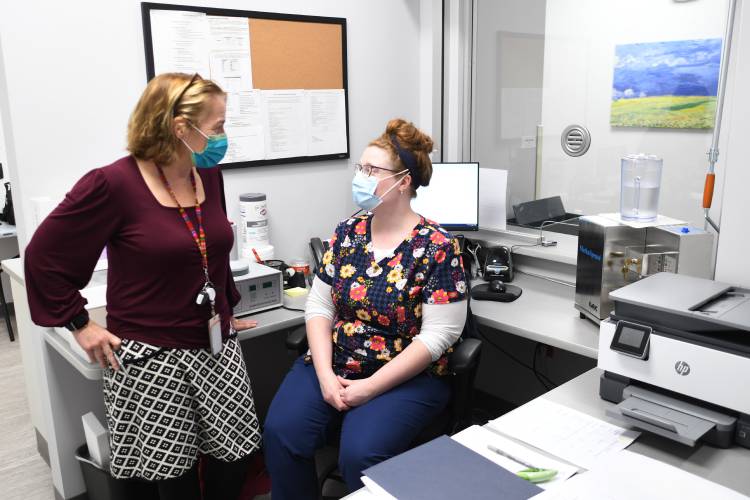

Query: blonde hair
<box><xmin>369</xmin><ymin>118</ymin><xmax>434</xmax><ymax>197</ymax></box>
<box><xmin>127</xmin><ymin>73</ymin><xmax>225</xmax><ymax>165</ymax></box>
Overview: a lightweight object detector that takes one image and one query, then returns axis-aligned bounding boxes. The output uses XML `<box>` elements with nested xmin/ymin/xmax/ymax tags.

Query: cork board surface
<box><xmin>248</xmin><ymin>18</ymin><xmax>343</xmax><ymax>90</ymax></box>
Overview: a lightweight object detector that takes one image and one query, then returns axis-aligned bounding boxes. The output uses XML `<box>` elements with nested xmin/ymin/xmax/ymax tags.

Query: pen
<box><xmin>487</xmin><ymin>444</ymin><xmax>558</xmax><ymax>484</ymax></box>
<box><xmin>251</xmin><ymin>247</ymin><xmax>263</xmax><ymax>263</ymax></box>
<box><xmin>487</xmin><ymin>444</ymin><xmax>535</xmax><ymax>468</ymax></box>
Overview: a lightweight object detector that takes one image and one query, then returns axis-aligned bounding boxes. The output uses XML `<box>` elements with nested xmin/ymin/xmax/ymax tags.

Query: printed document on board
<box><xmin>207</xmin><ymin>15</ymin><xmax>253</xmax><ymax>91</ymax></box>
<box><xmin>222</xmin><ymin>90</ymin><xmax>264</xmax><ymax>163</ymax></box>
<box><xmin>263</xmin><ymin>90</ymin><xmax>308</xmax><ymax>159</ymax></box>
<box><xmin>307</xmin><ymin>89</ymin><xmax>347</xmax><ymax>156</ymax></box>
<box><xmin>150</xmin><ymin>10</ymin><xmax>210</xmax><ymax>76</ymax></box>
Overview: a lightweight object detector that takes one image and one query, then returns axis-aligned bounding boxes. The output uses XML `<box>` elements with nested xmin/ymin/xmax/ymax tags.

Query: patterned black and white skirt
<box><xmin>102</xmin><ymin>335</ymin><xmax>261</xmax><ymax>480</ymax></box>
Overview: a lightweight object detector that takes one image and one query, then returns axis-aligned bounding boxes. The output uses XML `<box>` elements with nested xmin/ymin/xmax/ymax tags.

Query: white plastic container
<box><xmin>239</xmin><ymin>193</ymin><xmax>269</xmax><ymax>248</ymax></box>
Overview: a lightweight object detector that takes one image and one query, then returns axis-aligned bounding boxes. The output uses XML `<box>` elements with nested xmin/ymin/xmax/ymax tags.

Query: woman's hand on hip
<box><xmin>73</xmin><ymin>320</ymin><xmax>122</xmax><ymax>370</ymax></box>
<box><xmin>231</xmin><ymin>316</ymin><xmax>258</xmax><ymax>332</ymax></box>
<box><xmin>338</xmin><ymin>376</ymin><xmax>376</xmax><ymax>408</ymax></box>
<box><xmin>319</xmin><ymin>371</ymin><xmax>350</xmax><ymax>412</ymax></box>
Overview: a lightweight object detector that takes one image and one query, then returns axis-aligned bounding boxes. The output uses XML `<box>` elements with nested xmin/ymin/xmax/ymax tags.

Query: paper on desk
<box><xmin>487</xmin><ymin>398</ymin><xmax>640</xmax><ymax>470</ymax></box>
<box><xmin>479</xmin><ymin>168</ymin><xmax>507</xmax><ymax>231</ymax></box>
<box><xmin>452</xmin><ymin>425</ymin><xmax>579</xmax><ymax>490</ymax></box>
<box><xmin>529</xmin><ymin>450</ymin><xmax>749</xmax><ymax>500</ymax></box>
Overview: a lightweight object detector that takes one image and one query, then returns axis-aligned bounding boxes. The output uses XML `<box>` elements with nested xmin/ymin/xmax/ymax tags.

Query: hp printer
<box><xmin>598</xmin><ymin>272</ymin><xmax>750</xmax><ymax>449</ymax></box>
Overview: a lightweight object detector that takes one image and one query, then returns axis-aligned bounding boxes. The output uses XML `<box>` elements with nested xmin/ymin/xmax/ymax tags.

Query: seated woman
<box><xmin>263</xmin><ymin>118</ymin><xmax>468</xmax><ymax>498</ymax></box>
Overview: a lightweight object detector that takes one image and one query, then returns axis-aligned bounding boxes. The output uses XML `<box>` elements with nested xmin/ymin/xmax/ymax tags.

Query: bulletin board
<box><xmin>141</xmin><ymin>3</ymin><xmax>349</xmax><ymax>169</ymax></box>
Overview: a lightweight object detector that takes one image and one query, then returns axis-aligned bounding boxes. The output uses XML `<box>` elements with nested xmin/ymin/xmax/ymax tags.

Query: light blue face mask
<box><xmin>182</xmin><ymin>124</ymin><xmax>228</xmax><ymax>168</ymax></box>
<box><xmin>351</xmin><ymin>170</ymin><xmax>407</xmax><ymax>211</ymax></box>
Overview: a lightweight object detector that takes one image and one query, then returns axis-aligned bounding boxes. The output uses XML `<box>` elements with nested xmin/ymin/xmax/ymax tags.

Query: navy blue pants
<box><xmin>263</xmin><ymin>357</ymin><xmax>451</xmax><ymax>499</ymax></box>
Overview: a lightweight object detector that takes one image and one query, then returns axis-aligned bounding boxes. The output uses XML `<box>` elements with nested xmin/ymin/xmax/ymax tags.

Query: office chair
<box><xmin>284</xmin><ymin>309</ymin><xmax>481</xmax><ymax>498</ymax></box>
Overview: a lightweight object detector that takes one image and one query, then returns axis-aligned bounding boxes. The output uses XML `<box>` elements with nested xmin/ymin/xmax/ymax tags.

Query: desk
<box><xmin>346</xmin><ymin>368</ymin><xmax>750</xmax><ymax>498</ymax></box>
<box><xmin>470</xmin><ymin>273</ymin><xmax>599</xmax><ymax>359</ymax></box>
<box><xmin>540</xmin><ymin>369</ymin><xmax>750</xmax><ymax>495</ymax></box>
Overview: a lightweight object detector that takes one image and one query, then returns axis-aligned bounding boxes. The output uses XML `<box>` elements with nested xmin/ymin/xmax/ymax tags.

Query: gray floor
<box><xmin>0</xmin><ymin>314</ymin><xmax>55</xmax><ymax>500</ymax></box>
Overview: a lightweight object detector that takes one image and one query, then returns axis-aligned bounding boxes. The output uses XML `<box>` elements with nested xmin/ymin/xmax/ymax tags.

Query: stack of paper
<box><xmin>487</xmin><ymin>398</ymin><xmax>640</xmax><ymax>470</ymax></box>
<box><xmin>451</xmin><ymin>425</ymin><xmax>579</xmax><ymax>490</ymax></box>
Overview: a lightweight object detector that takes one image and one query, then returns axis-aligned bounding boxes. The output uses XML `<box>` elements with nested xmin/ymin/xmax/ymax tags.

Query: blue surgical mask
<box><xmin>351</xmin><ymin>170</ymin><xmax>407</xmax><ymax>211</ymax></box>
<box><xmin>182</xmin><ymin>124</ymin><xmax>228</xmax><ymax>168</ymax></box>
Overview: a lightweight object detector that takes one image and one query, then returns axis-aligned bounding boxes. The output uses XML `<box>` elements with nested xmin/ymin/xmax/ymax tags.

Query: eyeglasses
<box><xmin>354</xmin><ymin>163</ymin><xmax>397</xmax><ymax>177</ymax></box>
<box><xmin>172</xmin><ymin>73</ymin><xmax>201</xmax><ymax>117</ymax></box>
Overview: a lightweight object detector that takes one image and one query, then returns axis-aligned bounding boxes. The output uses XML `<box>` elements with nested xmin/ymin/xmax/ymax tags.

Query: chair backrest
<box><xmin>309</xmin><ymin>237</ymin><xmax>329</xmax><ymax>273</ymax></box>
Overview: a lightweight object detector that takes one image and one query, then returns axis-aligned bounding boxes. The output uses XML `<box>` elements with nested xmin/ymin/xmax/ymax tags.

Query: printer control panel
<box><xmin>610</xmin><ymin>320</ymin><xmax>651</xmax><ymax>360</ymax></box>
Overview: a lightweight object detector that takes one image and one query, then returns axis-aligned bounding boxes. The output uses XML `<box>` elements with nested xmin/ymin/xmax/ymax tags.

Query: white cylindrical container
<box><xmin>239</xmin><ymin>193</ymin><xmax>269</xmax><ymax>249</ymax></box>
<box><xmin>240</xmin><ymin>244</ymin><xmax>275</xmax><ymax>262</ymax></box>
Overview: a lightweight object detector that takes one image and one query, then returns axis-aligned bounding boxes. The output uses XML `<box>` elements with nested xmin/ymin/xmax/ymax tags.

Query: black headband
<box><xmin>390</xmin><ymin>134</ymin><xmax>423</xmax><ymax>188</ymax></box>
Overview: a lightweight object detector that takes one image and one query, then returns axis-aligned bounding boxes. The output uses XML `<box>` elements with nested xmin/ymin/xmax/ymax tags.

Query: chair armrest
<box><xmin>448</xmin><ymin>338</ymin><xmax>482</xmax><ymax>374</ymax></box>
<box><xmin>286</xmin><ymin>325</ymin><xmax>309</xmax><ymax>355</ymax></box>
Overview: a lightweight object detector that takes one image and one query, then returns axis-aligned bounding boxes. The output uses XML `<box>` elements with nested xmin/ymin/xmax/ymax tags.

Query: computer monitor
<box><xmin>411</xmin><ymin>162</ymin><xmax>479</xmax><ymax>232</ymax></box>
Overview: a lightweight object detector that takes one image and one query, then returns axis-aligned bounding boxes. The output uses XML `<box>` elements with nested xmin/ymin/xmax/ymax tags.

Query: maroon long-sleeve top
<box><xmin>24</xmin><ymin>155</ymin><xmax>241</xmax><ymax>349</ymax></box>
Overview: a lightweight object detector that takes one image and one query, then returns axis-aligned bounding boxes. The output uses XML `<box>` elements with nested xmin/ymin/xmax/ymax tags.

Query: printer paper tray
<box><xmin>607</xmin><ymin>395</ymin><xmax>715</xmax><ymax>447</ymax></box>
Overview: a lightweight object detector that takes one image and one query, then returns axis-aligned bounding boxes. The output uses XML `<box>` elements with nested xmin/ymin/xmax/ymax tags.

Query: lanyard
<box><xmin>156</xmin><ymin>165</ymin><xmax>210</xmax><ymax>285</ymax></box>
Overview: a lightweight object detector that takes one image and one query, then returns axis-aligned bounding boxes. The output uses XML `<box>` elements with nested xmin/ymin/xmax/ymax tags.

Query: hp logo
<box><xmin>675</xmin><ymin>361</ymin><xmax>691</xmax><ymax>376</ymax></box>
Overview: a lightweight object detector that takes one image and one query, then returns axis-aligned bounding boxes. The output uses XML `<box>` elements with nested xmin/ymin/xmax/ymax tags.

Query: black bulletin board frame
<box><xmin>140</xmin><ymin>2</ymin><xmax>350</xmax><ymax>170</ymax></box>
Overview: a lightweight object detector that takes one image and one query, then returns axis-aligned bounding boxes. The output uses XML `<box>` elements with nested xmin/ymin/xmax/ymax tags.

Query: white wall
<box><xmin>716</xmin><ymin>1</ymin><xmax>750</xmax><ymax>287</ymax></box>
<box><xmin>0</xmin><ymin>0</ymin><xmax>425</xmax><ymax>263</ymax></box>
<box><xmin>419</xmin><ymin>0</ymin><xmax>443</xmax><ymax>154</ymax></box>
<box><xmin>538</xmin><ymin>0</ymin><xmax>735</xmax><ymax>227</ymax></box>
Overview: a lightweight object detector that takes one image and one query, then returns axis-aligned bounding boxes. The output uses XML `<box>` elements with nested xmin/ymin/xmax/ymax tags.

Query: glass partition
<box><xmin>471</xmin><ymin>0</ymin><xmax>733</xmax><ymax>229</ymax></box>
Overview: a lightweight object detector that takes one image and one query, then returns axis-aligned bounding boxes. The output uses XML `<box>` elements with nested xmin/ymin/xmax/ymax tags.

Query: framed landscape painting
<box><xmin>611</xmin><ymin>38</ymin><xmax>722</xmax><ymax>129</ymax></box>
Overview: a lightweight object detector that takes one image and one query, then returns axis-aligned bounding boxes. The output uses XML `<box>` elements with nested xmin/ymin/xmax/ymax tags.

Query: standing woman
<box><xmin>25</xmin><ymin>73</ymin><xmax>261</xmax><ymax>500</ymax></box>
<box><xmin>264</xmin><ymin>118</ymin><xmax>468</xmax><ymax>498</ymax></box>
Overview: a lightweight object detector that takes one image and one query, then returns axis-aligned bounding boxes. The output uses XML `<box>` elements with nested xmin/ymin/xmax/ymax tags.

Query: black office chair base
<box><xmin>470</xmin><ymin>283</ymin><xmax>522</xmax><ymax>302</ymax></box>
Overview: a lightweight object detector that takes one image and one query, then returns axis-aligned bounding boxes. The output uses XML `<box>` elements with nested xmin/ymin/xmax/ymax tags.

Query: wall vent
<box><xmin>561</xmin><ymin>125</ymin><xmax>591</xmax><ymax>157</ymax></box>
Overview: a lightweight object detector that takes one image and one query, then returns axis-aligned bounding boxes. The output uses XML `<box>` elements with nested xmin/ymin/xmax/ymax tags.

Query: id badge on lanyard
<box><xmin>198</xmin><ymin>283</ymin><xmax>222</xmax><ymax>357</ymax></box>
<box><xmin>157</xmin><ymin>165</ymin><xmax>224</xmax><ymax>357</ymax></box>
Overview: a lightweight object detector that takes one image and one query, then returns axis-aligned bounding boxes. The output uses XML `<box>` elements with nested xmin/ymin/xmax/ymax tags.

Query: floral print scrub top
<box><xmin>312</xmin><ymin>213</ymin><xmax>467</xmax><ymax>378</ymax></box>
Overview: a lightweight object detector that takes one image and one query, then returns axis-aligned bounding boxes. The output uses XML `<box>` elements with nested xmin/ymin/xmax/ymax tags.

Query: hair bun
<box><xmin>386</xmin><ymin>118</ymin><xmax>434</xmax><ymax>155</ymax></box>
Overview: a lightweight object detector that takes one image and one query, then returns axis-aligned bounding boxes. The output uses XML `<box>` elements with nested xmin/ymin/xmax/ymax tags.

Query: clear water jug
<box><xmin>620</xmin><ymin>154</ymin><xmax>662</xmax><ymax>222</ymax></box>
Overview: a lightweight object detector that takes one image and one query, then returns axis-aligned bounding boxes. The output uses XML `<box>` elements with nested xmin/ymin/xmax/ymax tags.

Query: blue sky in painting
<box><xmin>612</xmin><ymin>38</ymin><xmax>722</xmax><ymax>100</ymax></box>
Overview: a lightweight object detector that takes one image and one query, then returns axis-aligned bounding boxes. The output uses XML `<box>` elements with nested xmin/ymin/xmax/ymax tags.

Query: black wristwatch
<box><xmin>65</xmin><ymin>311</ymin><xmax>90</xmax><ymax>332</ymax></box>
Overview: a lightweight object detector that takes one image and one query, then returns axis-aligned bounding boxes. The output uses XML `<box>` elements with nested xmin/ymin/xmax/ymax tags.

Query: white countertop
<box><xmin>4</xmin><ymin>255</ymin><xmax>598</xmax><ymax>364</ymax></box>
<box><xmin>470</xmin><ymin>272</ymin><xmax>599</xmax><ymax>359</ymax></box>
